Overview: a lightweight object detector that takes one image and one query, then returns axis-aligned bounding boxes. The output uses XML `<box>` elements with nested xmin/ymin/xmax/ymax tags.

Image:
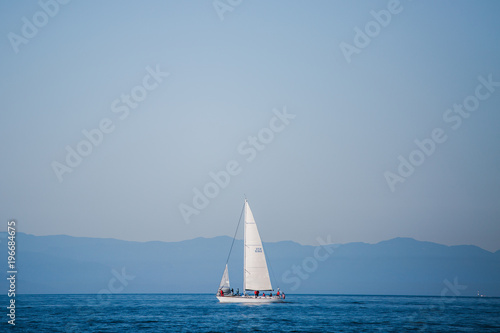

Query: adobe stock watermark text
<box><xmin>8</xmin><ymin>0</ymin><xmax>71</xmax><ymax>54</ymax></box>
<box><xmin>340</xmin><ymin>0</ymin><xmax>412</xmax><ymax>64</ymax></box>
<box><xmin>51</xmin><ymin>65</ymin><xmax>169</xmax><ymax>182</ymax></box>
<box><xmin>179</xmin><ymin>106</ymin><xmax>295</xmax><ymax>224</ymax></box>
<box><xmin>385</xmin><ymin>74</ymin><xmax>499</xmax><ymax>192</ymax></box>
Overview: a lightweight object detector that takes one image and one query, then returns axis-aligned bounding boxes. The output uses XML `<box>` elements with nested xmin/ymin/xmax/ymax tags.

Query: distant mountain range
<box><xmin>1</xmin><ymin>232</ymin><xmax>499</xmax><ymax>296</ymax></box>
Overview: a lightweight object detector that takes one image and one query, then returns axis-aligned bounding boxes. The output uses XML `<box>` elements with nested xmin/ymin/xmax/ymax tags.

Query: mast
<box><xmin>243</xmin><ymin>199</ymin><xmax>246</xmax><ymax>292</ymax></box>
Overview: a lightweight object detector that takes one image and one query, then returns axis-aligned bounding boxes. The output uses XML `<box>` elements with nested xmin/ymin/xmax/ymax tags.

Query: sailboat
<box><xmin>216</xmin><ymin>198</ymin><xmax>285</xmax><ymax>303</ymax></box>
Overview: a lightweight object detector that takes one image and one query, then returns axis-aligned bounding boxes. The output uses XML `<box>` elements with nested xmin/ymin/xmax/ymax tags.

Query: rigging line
<box><xmin>225</xmin><ymin>200</ymin><xmax>245</xmax><ymax>266</ymax></box>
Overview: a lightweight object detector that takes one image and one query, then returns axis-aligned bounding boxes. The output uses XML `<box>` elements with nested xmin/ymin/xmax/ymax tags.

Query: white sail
<box><xmin>219</xmin><ymin>264</ymin><xmax>230</xmax><ymax>291</ymax></box>
<box><xmin>244</xmin><ymin>199</ymin><xmax>273</xmax><ymax>291</ymax></box>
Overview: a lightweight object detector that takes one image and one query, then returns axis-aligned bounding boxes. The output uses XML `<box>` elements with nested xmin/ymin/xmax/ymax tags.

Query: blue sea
<box><xmin>2</xmin><ymin>294</ymin><xmax>500</xmax><ymax>332</ymax></box>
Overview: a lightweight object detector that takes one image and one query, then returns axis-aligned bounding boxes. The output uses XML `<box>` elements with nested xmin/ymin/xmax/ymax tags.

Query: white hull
<box><xmin>217</xmin><ymin>295</ymin><xmax>285</xmax><ymax>303</ymax></box>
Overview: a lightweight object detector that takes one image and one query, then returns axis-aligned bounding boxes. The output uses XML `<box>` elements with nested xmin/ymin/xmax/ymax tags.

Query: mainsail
<box><xmin>244</xmin><ymin>199</ymin><xmax>273</xmax><ymax>291</ymax></box>
<box><xmin>219</xmin><ymin>264</ymin><xmax>230</xmax><ymax>292</ymax></box>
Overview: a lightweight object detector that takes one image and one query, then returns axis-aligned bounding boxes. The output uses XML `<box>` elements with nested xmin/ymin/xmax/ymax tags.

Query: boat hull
<box><xmin>217</xmin><ymin>295</ymin><xmax>285</xmax><ymax>303</ymax></box>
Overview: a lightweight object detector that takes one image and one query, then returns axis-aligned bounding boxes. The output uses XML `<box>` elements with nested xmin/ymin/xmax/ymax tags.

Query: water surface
<box><xmin>3</xmin><ymin>294</ymin><xmax>499</xmax><ymax>332</ymax></box>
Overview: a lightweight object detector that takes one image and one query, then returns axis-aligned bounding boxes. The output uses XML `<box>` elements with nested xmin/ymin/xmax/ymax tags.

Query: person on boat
<box><xmin>219</xmin><ymin>289</ymin><xmax>224</xmax><ymax>297</ymax></box>
<box><xmin>276</xmin><ymin>290</ymin><xmax>280</xmax><ymax>297</ymax></box>
<box><xmin>270</xmin><ymin>293</ymin><xmax>272</xmax><ymax>297</ymax></box>
<box><xmin>254</xmin><ymin>290</ymin><xmax>259</xmax><ymax>298</ymax></box>
<box><xmin>231</xmin><ymin>288</ymin><xmax>234</xmax><ymax>295</ymax></box>
<box><xmin>282</xmin><ymin>292</ymin><xmax>285</xmax><ymax>299</ymax></box>
<box><xmin>236</xmin><ymin>288</ymin><xmax>239</xmax><ymax>296</ymax></box>
<box><xmin>262</xmin><ymin>292</ymin><xmax>265</xmax><ymax>297</ymax></box>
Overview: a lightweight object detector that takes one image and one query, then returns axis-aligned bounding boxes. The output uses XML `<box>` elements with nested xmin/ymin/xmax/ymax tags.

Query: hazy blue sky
<box><xmin>1</xmin><ymin>1</ymin><xmax>499</xmax><ymax>251</ymax></box>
